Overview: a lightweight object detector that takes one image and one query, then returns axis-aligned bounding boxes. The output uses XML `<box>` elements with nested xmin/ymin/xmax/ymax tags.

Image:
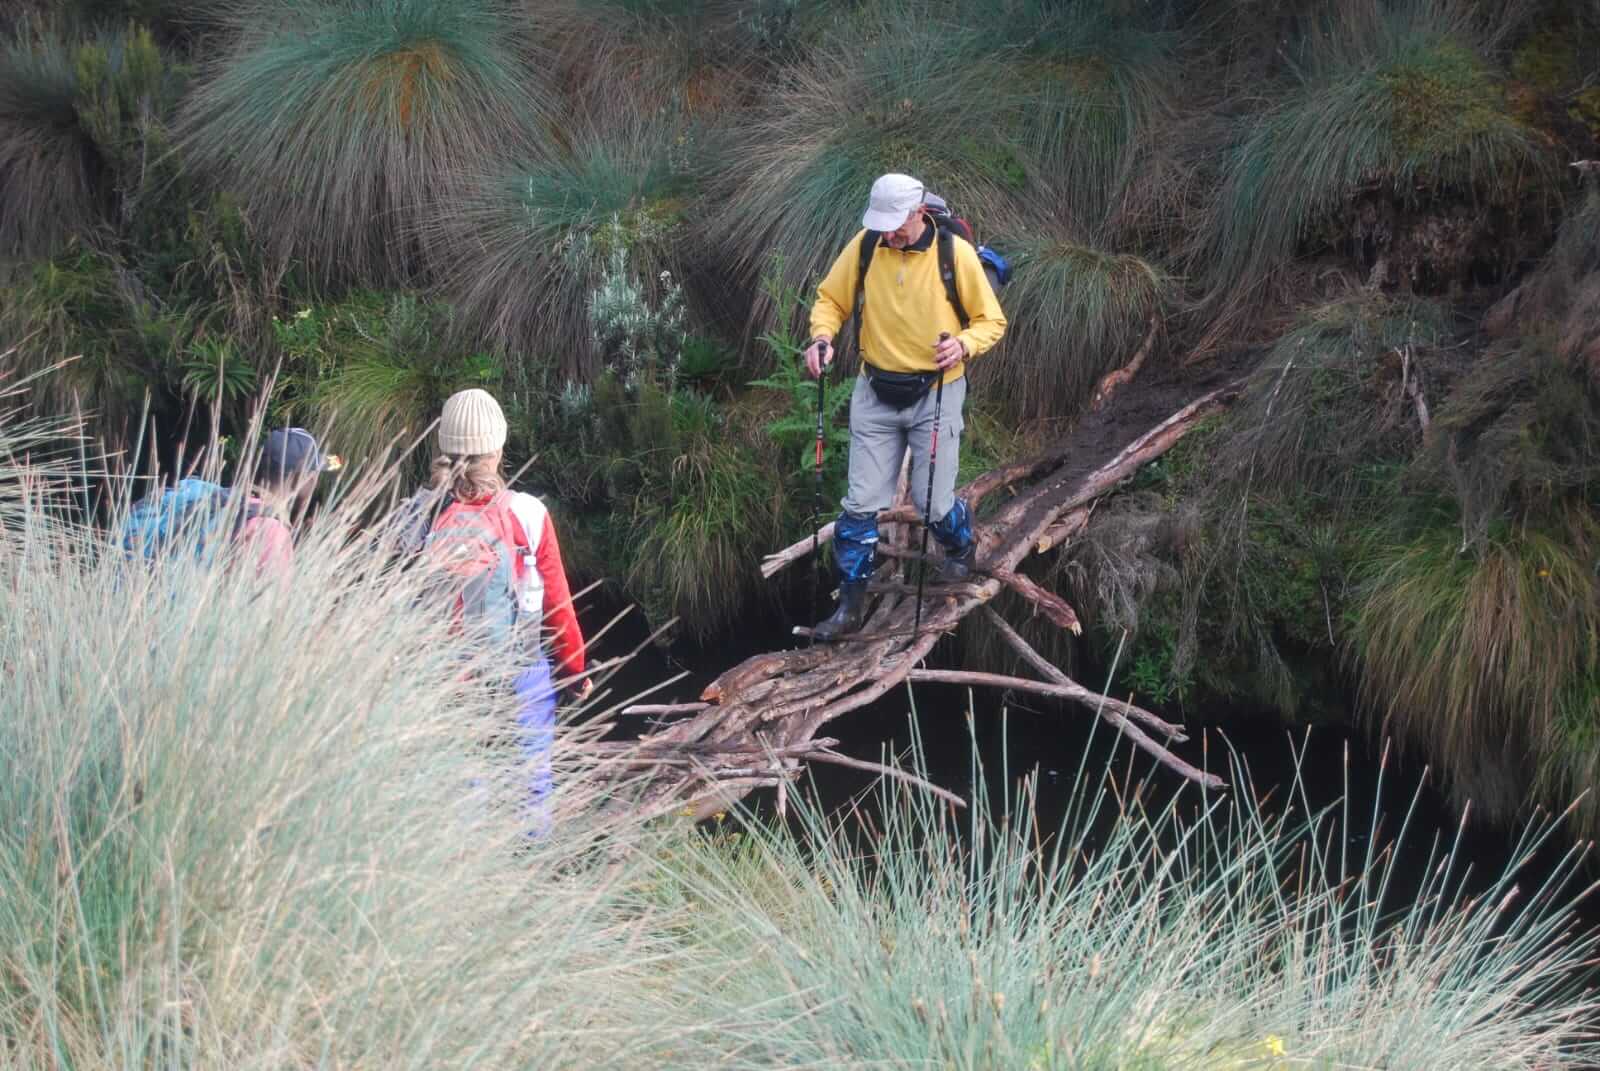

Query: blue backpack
<box><xmin>119</xmin><ymin>477</ymin><xmax>258</xmax><ymax>561</ymax></box>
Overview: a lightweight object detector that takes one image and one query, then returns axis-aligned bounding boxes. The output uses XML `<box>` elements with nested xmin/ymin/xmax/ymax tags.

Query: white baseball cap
<box><xmin>862</xmin><ymin>173</ymin><xmax>925</xmax><ymax>232</ymax></box>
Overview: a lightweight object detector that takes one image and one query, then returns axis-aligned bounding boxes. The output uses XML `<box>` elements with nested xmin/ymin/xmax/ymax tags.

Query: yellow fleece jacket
<box><xmin>808</xmin><ymin>228</ymin><xmax>1007</xmax><ymax>385</ymax></box>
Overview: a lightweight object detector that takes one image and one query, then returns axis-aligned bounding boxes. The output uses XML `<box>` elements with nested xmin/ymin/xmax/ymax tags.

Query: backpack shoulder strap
<box><xmin>936</xmin><ymin>226</ymin><xmax>971</xmax><ymax>330</ymax></box>
<box><xmin>853</xmin><ymin>230</ymin><xmax>880</xmax><ymax>324</ymax></box>
<box><xmin>848</xmin><ymin>230</ymin><xmax>881</xmax><ymax>365</ymax></box>
<box><xmin>229</xmin><ymin>495</ymin><xmax>264</xmax><ymax>541</ymax></box>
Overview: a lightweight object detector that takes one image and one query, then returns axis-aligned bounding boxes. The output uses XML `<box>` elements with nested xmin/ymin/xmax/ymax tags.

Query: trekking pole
<box><xmin>809</xmin><ymin>337</ymin><xmax>831</xmax><ymax>648</ymax></box>
<box><xmin>913</xmin><ymin>335</ymin><xmax>949</xmax><ymax>638</ymax></box>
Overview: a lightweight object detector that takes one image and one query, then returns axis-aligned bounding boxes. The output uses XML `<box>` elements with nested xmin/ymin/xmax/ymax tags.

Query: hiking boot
<box><xmin>813</xmin><ymin>581</ymin><xmax>869</xmax><ymax>642</ymax></box>
<box><xmin>938</xmin><ymin>543</ymin><xmax>977</xmax><ymax>583</ymax></box>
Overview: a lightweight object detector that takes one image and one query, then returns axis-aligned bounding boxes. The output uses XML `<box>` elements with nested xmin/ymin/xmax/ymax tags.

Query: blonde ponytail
<box><xmin>429</xmin><ymin>451</ymin><xmax>506</xmax><ymax>502</ymax></box>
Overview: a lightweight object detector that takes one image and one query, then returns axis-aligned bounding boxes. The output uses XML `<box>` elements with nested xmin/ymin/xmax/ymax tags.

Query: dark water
<box><xmin>579</xmin><ymin>592</ymin><xmax>1600</xmax><ymax>934</ymax></box>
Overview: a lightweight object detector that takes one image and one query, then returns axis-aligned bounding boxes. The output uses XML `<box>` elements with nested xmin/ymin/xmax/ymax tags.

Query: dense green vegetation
<box><xmin>3</xmin><ymin>0</ymin><xmax>1600</xmax><ymax>836</ymax></box>
<box><xmin>2</xmin><ymin>410</ymin><xmax>1597</xmax><ymax>1066</ymax></box>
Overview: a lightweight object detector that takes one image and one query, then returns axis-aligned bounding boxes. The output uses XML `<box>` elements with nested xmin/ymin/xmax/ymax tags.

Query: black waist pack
<box><xmin>864</xmin><ymin>365</ymin><xmax>939</xmax><ymax>410</ymax></box>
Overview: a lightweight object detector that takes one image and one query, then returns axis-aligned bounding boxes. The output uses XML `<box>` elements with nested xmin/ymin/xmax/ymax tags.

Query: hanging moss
<box><xmin>1510</xmin><ymin>27</ymin><xmax>1580</xmax><ymax>94</ymax></box>
<box><xmin>1380</xmin><ymin>40</ymin><xmax>1524</xmax><ymax>164</ymax></box>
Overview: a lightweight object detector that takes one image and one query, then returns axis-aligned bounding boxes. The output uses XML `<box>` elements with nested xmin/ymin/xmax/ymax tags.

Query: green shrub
<box><xmin>589</xmin><ymin>243</ymin><xmax>688</xmax><ymax>388</ymax></box>
<box><xmin>0</xmin><ymin>245</ymin><xmax>192</xmax><ymax>447</ymax></box>
<box><xmin>178</xmin><ymin>0</ymin><xmax>546</xmax><ymax>287</ymax></box>
<box><xmin>549</xmin><ymin>376</ymin><xmax>785</xmax><ymax>637</ymax></box>
<box><xmin>748</xmin><ymin>266</ymin><xmax>850</xmax><ymax>502</ymax></box>
<box><xmin>624</xmin><ymin>424</ymin><xmax>784</xmax><ymax>637</ymax></box>
<box><xmin>272</xmin><ymin>291</ymin><xmax>499</xmax><ymax>479</ymax></box>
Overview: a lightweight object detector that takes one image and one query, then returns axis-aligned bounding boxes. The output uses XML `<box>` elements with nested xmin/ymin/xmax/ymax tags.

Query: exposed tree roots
<box><xmin>611</xmin><ymin>382</ymin><xmax>1241</xmax><ymax>818</ymax></box>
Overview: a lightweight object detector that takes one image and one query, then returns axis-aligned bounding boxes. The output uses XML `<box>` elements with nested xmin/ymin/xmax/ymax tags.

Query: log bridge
<box><xmin>604</xmin><ymin>358</ymin><xmax>1242</xmax><ymax>818</ymax></box>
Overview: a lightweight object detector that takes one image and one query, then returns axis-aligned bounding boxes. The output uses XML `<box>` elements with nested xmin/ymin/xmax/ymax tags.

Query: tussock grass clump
<box><xmin>1352</xmin><ymin>326</ymin><xmax>1600</xmax><ymax>827</ymax></box>
<box><xmin>705</xmin><ymin>1</ymin><xmax>1021</xmax><ymax>326</ymax></box>
<box><xmin>1424</xmin><ymin>338</ymin><xmax>1600</xmax><ymax>553</ymax></box>
<box><xmin>987</xmin><ymin>0</ymin><xmax>1181</xmax><ymax>240</ymax></box>
<box><xmin>1092</xmin><ymin>296</ymin><xmax>1449</xmax><ymax>717</ymax></box>
<box><xmin>977</xmin><ymin>235</ymin><xmax>1167</xmax><ymax>420</ymax></box>
<box><xmin>1218</xmin><ymin>292</ymin><xmax>1452</xmax><ymax>498</ymax></box>
<box><xmin>0</xmin><ymin>23</ymin><xmax>176</xmax><ymax>268</ymax></box>
<box><xmin>178</xmin><ymin>0</ymin><xmax>545</xmax><ymax>287</ymax></box>
<box><xmin>435</xmin><ymin>109</ymin><xmax>696</xmax><ymax>379</ymax></box>
<box><xmin>655</xmin><ymin>734</ymin><xmax>1600</xmax><ymax>1069</ymax></box>
<box><xmin>0</xmin><ymin>439</ymin><xmax>719</xmax><ymax>1067</ymax></box>
<box><xmin>709</xmin><ymin>0</ymin><xmax>1180</xmax><ymax>416</ymax></box>
<box><xmin>0</xmin><ymin>31</ymin><xmax>102</xmax><ymax>266</ymax></box>
<box><xmin>1354</xmin><ymin>513</ymin><xmax>1600</xmax><ymax>826</ymax></box>
<box><xmin>1486</xmin><ymin>178</ymin><xmax>1600</xmax><ymax>371</ymax></box>
<box><xmin>1200</xmin><ymin>0</ymin><xmax>1551</xmax><ymax>308</ymax></box>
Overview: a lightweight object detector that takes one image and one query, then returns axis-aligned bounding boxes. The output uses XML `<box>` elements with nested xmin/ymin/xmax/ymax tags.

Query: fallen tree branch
<box><xmin>760</xmin><ymin>520</ymin><xmax>835</xmax><ymax>578</ymax></box>
<box><xmin>911</xmin><ymin>667</ymin><xmax>1220</xmax><ymax>790</ymax></box>
<box><xmin>1090</xmin><ymin>316</ymin><xmax>1159</xmax><ymax>411</ymax></box>
<box><xmin>618</xmin><ymin>702</ymin><xmax>711</xmax><ymax>716</ymax></box>
<box><xmin>989</xmin><ymin>568</ymin><xmax>1082</xmax><ymax>635</ymax></box>
<box><xmin>608</xmin><ymin>381</ymin><xmax>1240</xmax><ymax>815</ymax></box>
<box><xmin>808</xmin><ymin>749</ymin><xmax>968</xmax><ymax>809</ymax></box>
<box><xmin>1397</xmin><ymin>344</ymin><xmax>1431</xmax><ymax>433</ymax></box>
<box><xmin>866</xmin><ymin>579</ymin><xmax>988</xmax><ymax>601</ymax></box>
<box><xmin>909</xmin><ymin>664</ymin><xmax>1182</xmax><ymax>741</ymax></box>
<box><xmin>979</xmin><ymin>608</ymin><xmax>1221</xmax><ymax>787</ymax></box>
<box><xmin>1033</xmin><ymin>505</ymin><xmax>1092</xmax><ymax>554</ymax></box>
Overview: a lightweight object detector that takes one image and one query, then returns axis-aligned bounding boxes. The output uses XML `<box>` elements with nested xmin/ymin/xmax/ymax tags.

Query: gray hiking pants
<box><xmin>842</xmin><ymin>372</ymin><xmax>965</xmax><ymax>520</ymax></box>
<box><xmin>832</xmin><ymin>372</ymin><xmax>969</xmax><ymax>585</ymax></box>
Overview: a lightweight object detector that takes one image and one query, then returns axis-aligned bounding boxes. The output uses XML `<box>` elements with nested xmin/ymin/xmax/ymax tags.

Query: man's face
<box><xmin>881</xmin><ymin>208</ymin><xmax>926</xmax><ymax>249</ymax></box>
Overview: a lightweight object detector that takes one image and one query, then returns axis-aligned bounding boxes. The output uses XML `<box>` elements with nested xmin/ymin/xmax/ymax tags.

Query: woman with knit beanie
<box><xmin>421</xmin><ymin>388</ymin><xmax>590</xmax><ymax>822</ymax></box>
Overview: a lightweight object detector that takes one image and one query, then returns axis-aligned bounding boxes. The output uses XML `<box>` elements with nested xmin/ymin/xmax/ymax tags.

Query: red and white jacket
<box><xmin>501</xmin><ymin>491</ymin><xmax>587</xmax><ymax>680</ymax></box>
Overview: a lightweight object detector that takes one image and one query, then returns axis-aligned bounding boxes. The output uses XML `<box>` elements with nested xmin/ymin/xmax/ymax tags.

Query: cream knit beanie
<box><xmin>438</xmin><ymin>388</ymin><xmax>508</xmax><ymax>457</ymax></box>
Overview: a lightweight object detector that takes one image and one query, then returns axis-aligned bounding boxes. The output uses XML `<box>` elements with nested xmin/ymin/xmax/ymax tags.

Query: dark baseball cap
<box><xmin>261</xmin><ymin>427</ymin><xmax>341</xmax><ymax>483</ymax></box>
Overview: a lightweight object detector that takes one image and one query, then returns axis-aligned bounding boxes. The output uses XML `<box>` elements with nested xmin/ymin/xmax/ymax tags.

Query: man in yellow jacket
<box><xmin>803</xmin><ymin>173</ymin><xmax>1007</xmax><ymax>640</ymax></box>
